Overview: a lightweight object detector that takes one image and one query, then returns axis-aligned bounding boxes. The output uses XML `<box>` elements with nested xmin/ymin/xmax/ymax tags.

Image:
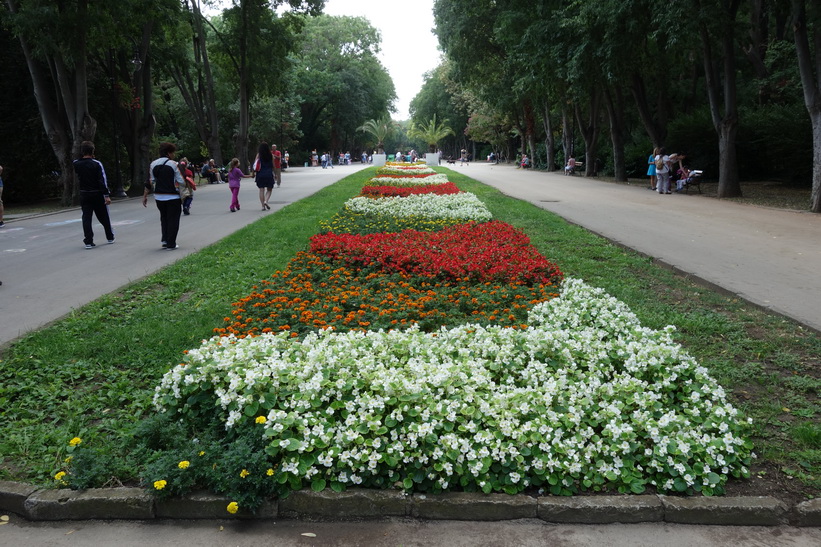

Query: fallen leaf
<box><xmin>219</xmin><ymin>526</ymin><xmax>224</xmax><ymax>532</ymax></box>
<box><xmin>0</xmin><ymin>515</ymin><xmax>9</xmax><ymax>521</ymax></box>
<box><xmin>66</xmin><ymin>530</ymin><xmax>75</xmax><ymax>535</ymax></box>
<box><xmin>0</xmin><ymin>522</ymin><xmax>8</xmax><ymax>527</ymax></box>
<box><xmin>301</xmin><ymin>533</ymin><xmax>317</xmax><ymax>537</ymax></box>
<box><xmin>782</xmin><ymin>407</ymin><xmax>791</xmax><ymax>412</ymax></box>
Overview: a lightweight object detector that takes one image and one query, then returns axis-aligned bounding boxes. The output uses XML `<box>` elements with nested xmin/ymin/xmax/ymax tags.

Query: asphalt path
<box><xmin>459</xmin><ymin>162</ymin><xmax>821</xmax><ymax>334</ymax></box>
<box><xmin>0</xmin><ymin>164</ymin><xmax>370</xmax><ymax>347</ymax></box>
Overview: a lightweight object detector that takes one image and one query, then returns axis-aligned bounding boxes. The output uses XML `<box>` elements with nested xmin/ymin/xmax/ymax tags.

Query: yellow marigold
<box><xmin>255</xmin><ymin>416</ymin><xmax>267</xmax><ymax>424</ymax></box>
<box><xmin>239</xmin><ymin>469</ymin><xmax>250</xmax><ymax>478</ymax></box>
<box><xmin>68</xmin><ymin>437</ymin><xmax>82</xmax><ymax>447</ymax></box>
<box><xmin>226</xmin><ymin>501</ymin><xmax>239</xmax><ymax>514</ymax></box>
<box><xmin>54</xmin><ymin>471</ymin><xmax>66</xmax><ymax>481</ymax></box>
<box><xmin>178</xmin><ymin>460</ymin><xmax>190</xmax><ymax>469</ymax></box>
<box><xmin>153</xmin><ymin>480</ymin><xmax>167</xmax><ymax>490</ymax></box>
<box><xmin>198</xmin><ymin>451</ymin><xmax>206</xmax><ymax>457</ymax></box>
<box><xmin>266</xmin><ymin>468</ymin><xmax>275</xmax><ymax>476</ymax></box>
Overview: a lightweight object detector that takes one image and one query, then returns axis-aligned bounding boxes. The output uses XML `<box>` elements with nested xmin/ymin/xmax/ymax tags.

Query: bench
<box><xmin>565</xmin><ymin>161</ymin><xmax>583</xmax><ymax>175</ymax></box>
<box><xmin>683</xmin><ymin>170</ymin><xmax>703</xmax><ymax>193</ymax></box>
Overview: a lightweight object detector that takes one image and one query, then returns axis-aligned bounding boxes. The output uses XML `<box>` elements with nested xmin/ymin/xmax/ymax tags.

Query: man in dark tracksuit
<box><xmin>73</xmin><ymin>141</ymin><xmax>114</xmax><ymax>249</ymax></box>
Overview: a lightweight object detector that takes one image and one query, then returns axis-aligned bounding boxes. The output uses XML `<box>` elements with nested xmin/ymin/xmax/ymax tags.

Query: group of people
<box><xmin>647</xmin><ymin>148</ymin><xmax>696</xmax><ymax>194</ymax></box>
<box><xmin>65</xmin><ymin>139</ymin><xmax>286</xmax><ymax>252</ymax></box>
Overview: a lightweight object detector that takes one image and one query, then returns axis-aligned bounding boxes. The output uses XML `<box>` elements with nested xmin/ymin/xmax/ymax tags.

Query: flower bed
<box><xmin>376</xmin><ymin>165</ymin><xmax>436</xmax><ymax>176</ymax></box>
<box><xmin>155</xmin><ymin>279</ymin><xmax>752</xmax><ymax>501</ymax></box>
<box><xmin>145</xmin><ymin>163</ymin><xmax>753</xmax><ymax>512</ymax></box>
<box><xmin>309</xmin><ymin>221</ymin><xmax>563</xmax><ymax>285</ymax></box>
<box><xmin>343</xmin><ymin>193</ymin><xmax>492</xmax><ymax>222</ymax></box>
<box><xmin>368</xmin><ymin>173</ymin><xmax>450</xmax><ymax>185</ymax></box>
<box><xmin>213</xmin><ymin>250</ymin><xmax>559</xmax><ymax>338</ymax></box>
<box><xmin>360</xmin><ymin>182</ymin><xmax>461</xmax><ymax>198</ymax></box>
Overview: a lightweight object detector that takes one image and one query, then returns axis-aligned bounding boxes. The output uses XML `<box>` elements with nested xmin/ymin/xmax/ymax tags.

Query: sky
<box><xmin>321</xmin><ymin>0</ymin><xmax>442</xmax><ymax>120</ymax></box>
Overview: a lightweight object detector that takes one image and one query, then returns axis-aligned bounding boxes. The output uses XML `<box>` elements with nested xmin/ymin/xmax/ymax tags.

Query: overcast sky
<box><xmin>321</xmin><ymin>0</ymin><xmax>442</xmax><ymax>120</ymax></box>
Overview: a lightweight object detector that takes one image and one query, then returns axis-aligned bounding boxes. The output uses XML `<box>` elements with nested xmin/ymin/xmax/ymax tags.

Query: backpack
<box><xmin>152</xmin><ymin>159</ymin><xmax>177</xmax><ymax>194</ymax></box>
<box><xmin>654</xmin><ymin>155</ymin><xmax>665</xmax><ymax>170</ymax></box>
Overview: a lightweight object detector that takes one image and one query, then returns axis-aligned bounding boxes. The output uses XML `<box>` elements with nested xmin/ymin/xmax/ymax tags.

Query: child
<box><xmin>179</xmin><ymin>161</ymin><xmax>196</xmax><ymax>215</ymax></box>
<box><xmin>227</xmin><ymin>158</ymin><xmax>252</xmax><ymax>212</ymax></box>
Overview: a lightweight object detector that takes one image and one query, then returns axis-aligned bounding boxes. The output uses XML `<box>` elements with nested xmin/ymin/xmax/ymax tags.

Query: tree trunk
<box><xmin>542</xmin><ymin>100</ymin><xmax>555</xmax><ymax>171</ymax></box>
<box><xmin>604</xmin><ymin>86</ymin><xmax>627</xmax><ymax>181</ymax></box>
<box><xmin>700</xmin><ymin>0</ymin><xmax>743</xmax><ymax>198</ymax></box>
<box><xmin>630</xmin><ymin>72</ymin><xmax>666</xmax><ymax>148</ymax></box>
<box><xmin>233</xmin><ymin>0</ymin><xmax>251</xmax><ymax>171</ymax></box>
<box><xmin>792</xmin><ymin>0</ymin><xmax>821</xmax><ymax>212</ymax></box>
<box><xmin>189</xmin><ymin>0</ymin><xmax>223</xmax><ymax>166</ymax></box>
<box><xmin>574</xmin><ymin>89</ymin><xmax>602</xmax><ymax>177</ymax></box>
<box><xmin>561</xmin><ymin>105</ymin><xmax>573</xmax><ymax>162</ymax></box>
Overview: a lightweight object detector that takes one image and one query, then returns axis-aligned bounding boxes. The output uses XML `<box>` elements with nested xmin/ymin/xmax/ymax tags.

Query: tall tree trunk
<box><xmin>542</xmin><ymin>100</ymin><xmax>555</xmax><ymax>171</ymax></box>
<box><xmin>233</xmin><ymin>0</ymin><xmax>251</xmax><ymax>170</ymax></box>
<box><xmin>630</xmin><ymin>72</ymin><xmax>666</xmax><ymax>148</ymax></box>
<box><xmin>561</xmin><ymin>105</ymin><xmax>574</xmax><ymax>162</ymax></box>
<box><xmin>188</xmin><ymin>0</ymin><xmax>223</xmax><ymax>166</ymax></box>
<box><xmin>792</xmin><ymin>0</ymin><xmax>821</xmax><ymax>212</ymax></box>
<box><xmin>7</xmin><ymin>0</ymin><xmax>95</xmax><ymax>205</ymax></box>
<box><xmin>700</xmin><ymin>0</ymin><xmax>742</xmax><ymax>198</ymax></box>
<box><xmin>574</xmin><ymin>89</ymin><xmax>602</xmax><ymax>177</ymax></box>
<box><xmin>604</xmin><ymin>86</ymin><xmax>627</xmax><ymax>181</ymax></box>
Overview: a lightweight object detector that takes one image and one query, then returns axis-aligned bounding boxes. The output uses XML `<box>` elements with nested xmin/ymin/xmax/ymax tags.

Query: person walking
<box><xmin>227</xmin><ymin>158</ymin><xmax>252</xmax><ymax>212</ymax></box>
<box><xmin>179</xmin><ymin>160</ymin><xmax>196</xmax><ymax>215</ymax></box>
<box><xmin>252</xmin><ymin>142</ymin><xmax>275</xmax><ymax>210</ymax></box>
<box><xmin>272</xmin><ymin>144</ymin><xmax>282</xmax><ymax>187</ymax></box>
<box><xmin>72</xmin><ymin>141</ymin><xmax>115</xmax><ymax>249</ymax></box>
<box><xmin>143</xmin><ymin>142</ymin><xmax>184</xmax><ymax>249</ymax></box>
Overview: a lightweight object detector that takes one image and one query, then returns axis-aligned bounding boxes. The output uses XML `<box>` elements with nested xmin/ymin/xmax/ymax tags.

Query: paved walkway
<box><xmin>0</xmin><ymin>164</ymin><xmax>369</xmax><ymax>347</ymax></box>
<box><xmin>460</xmin><ymin>162</ymin><xmax>821</xmax><ymax>334</ymax></box>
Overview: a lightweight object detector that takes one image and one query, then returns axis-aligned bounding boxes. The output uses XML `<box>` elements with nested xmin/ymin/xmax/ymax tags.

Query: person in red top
<box><xmin>272</xmin><ymin>144</ymin><xmax>282</xmax><ymax>187</ymax></box>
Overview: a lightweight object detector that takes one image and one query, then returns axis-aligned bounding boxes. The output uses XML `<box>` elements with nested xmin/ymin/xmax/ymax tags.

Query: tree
<box><xmin>5</xmin><ymin>0</ymin><xmax>99</xmax><ymax>204</ymax></box>
<box><xmin>294</xmin><ymin>15</ymin><xmax>395</xmax><ymax>157</ymax></box>
<box><xmin>408</xmin><ymin>114</ymin><xmax>455</xmax><ymax>153</ymax></box>
<box><xmin>357</xmin><ymin>117</ymin><xmax>397</xmax><ymax>154</ymax></box>
<box><xmin>792</xmin><ymin>0</ymin><xmax>821</xmax><ymax>212</ymax></box>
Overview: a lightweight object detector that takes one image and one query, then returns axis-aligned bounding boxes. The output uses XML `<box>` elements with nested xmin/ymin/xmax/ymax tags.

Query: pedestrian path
<box><xmin>461</xmin><ymin>163</ymin><xmax>821</xmax><ymax>334</ymax></box>
<box><xmin>0</xmin><ymin>165</ymin><xmax>369</xmax><ymax>347</ymax></box>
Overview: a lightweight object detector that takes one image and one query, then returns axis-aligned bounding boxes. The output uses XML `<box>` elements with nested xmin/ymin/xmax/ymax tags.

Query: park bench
<box><xmin>683</xmin><ymin>170</ymin><xmax>703</xmax><ymax>193</ymax></box>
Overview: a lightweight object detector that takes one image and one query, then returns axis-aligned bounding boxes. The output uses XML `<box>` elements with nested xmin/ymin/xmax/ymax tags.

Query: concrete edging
<box><xmin>1</xmin><ymin>481</ymin><xmax>818</xmax><ymax>526</ymax></box>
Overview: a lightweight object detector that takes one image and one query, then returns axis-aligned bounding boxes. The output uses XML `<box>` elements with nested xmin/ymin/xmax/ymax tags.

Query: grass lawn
<box><xmin>0</xmin><ymin>167</ymin><xmax>818</xmax><ymax>502</ymax></box>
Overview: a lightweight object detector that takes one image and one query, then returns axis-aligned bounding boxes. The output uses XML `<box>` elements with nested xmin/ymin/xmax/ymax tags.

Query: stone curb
<box><xmin>0</xmin><ymin>482</ymin><xmax>817</xmax><ymax>526</ymax></box>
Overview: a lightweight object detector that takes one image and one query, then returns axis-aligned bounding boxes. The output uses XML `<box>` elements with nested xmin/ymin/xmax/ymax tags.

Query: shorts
<box><xmin>255</xmin><ymin>175</ymin><xmax>274</xmax><ymax>189</ymax></box>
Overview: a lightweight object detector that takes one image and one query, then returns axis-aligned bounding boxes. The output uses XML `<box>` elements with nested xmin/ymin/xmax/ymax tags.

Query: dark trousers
<box><xmin>80</xmin><ymin>192</ymin><xmax>114</xmax><ymax>244</ymax></box>
<box><xmin>156</xmin><ymin>198</ymin><xmax>182</xmax><ymax>247</ymax></box>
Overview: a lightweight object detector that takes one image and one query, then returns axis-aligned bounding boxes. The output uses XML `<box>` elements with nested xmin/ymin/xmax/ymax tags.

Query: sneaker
<box><xmin>0</xmin><ymin>221</ymin><xmax>5</xmax><ymax>227</ymax></box>
<box><xmin>85</xmin><ymin>243</ymin><xmax>96</xmax><ymax>249</ymax></box>
<box><xmin>165</xmin><ymin>244</ymin><xmax>179</xmax><ymax>250</ymax></box>
<box><xmin>107</xmin><ymin>238</ymin><xmax>115</xmax><ymax>244</ymax></box>
<box><xmin>183</xmin><ymin>208</ymin><xmax>190</xmax><ymax>215</ymax></box>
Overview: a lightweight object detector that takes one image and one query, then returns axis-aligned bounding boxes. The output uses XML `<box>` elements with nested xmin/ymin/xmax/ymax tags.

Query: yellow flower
<box><xmin>226</xmin><ymin>501</ymin><xmax>239</xmax><ymax>514</ymax></box>
<box><xmin>68</xmin><ymin>437</ymin><xmax>82</xmax><ymax>447</ymax></box>
<box><xmin>198</xmin><ymin>451</ymin><xmax>206</xmax><ymax>457</ymax></box>
<box><xmin>178</xmin><ymin>460</ymin><xmax>190</xmax><ymax>469</ymax></box>
<box><xmin>266</xmin><ymin>468</ymin><xmax>274</xmax><ymax>476</ymax></box>
<box><xmin>239</xmin><ymin>469</ymin><xmax>250</xmax><ymax>478</ymax></box>
<box><xmin>54</xmin><ymin>471</ymin><xmax>66</xmax><ymax>481</ymax></box>
<box><xmin>64</xmin><ymin>456</ymin><xmax>72</xmax><ymax>464</ymax></box>
<box><xmin>255</xmin><ymin>416</ymin><xmax>267</xmax><ymax>424</ymax></box>
<box><xmin>153</xmin><ymin>480</ymin><xmax>167</xmax><ymax>490</ymax></box>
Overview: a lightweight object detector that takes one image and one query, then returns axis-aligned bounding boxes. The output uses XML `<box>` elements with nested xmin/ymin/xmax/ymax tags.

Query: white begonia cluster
<box><xmin>153</xmin><ymin>278</ymin><xmax>752</xmax><ymax>496</ymax></box>
<box><xmin>376</xmin><ymin>165</ymin><xmax>436</xmax><ymax>176</ymax></box>
<box><xmin>367</xmin><ymin>174</ymin><xmax>450</xmax><ymax>186</ymax></box>
<box><xmin>343</xmin><ymin>193</ymin><xmax>492</xmax><ymax>222</ymax></box>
